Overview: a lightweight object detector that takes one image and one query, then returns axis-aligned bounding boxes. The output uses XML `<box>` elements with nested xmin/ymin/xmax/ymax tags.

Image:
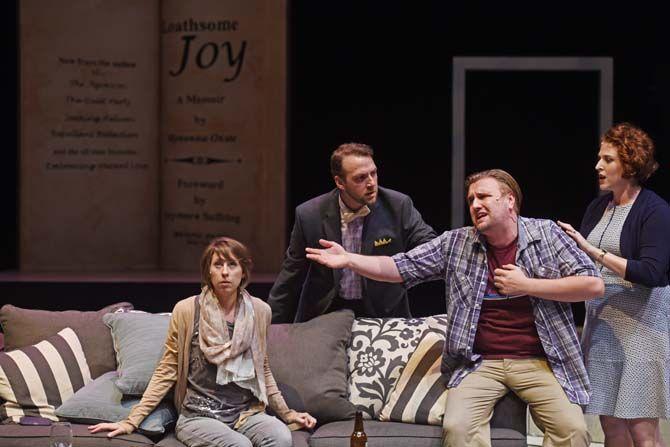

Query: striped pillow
<box><xmin>379</xmin><ymin>331</ymin><xmax>447</xmax><ymax>425</ymax></box>
<box><xmin>0</xmin><ymin>327</ymin><xmax>92</xmax><ymax>423</ymax></box>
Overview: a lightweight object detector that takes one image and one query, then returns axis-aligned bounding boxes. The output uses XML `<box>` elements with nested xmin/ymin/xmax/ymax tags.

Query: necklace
<box><xmin>595</xmin><ymin>203</ymin><xmax>617</xmax><ymax>272</ymax></box>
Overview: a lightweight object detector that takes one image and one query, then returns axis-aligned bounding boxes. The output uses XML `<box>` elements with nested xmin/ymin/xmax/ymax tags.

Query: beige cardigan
<box><xmin>119</xmin><ymin>295</ymin><xmax>296</xmax><ymax>433</ymax></box>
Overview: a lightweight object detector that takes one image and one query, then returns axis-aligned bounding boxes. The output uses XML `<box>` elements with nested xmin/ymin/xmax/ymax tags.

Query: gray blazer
<box><xmin>268</xmin><ymin>187</ymin><xmax>436</xmax><ymax>323</ymax></box>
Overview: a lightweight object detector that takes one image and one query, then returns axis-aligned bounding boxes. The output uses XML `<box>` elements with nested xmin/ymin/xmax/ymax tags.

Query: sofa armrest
<box><xmin>491</xmin><ymin>391</ymin><xmax>527</xmax><ymax>434</ymax></box>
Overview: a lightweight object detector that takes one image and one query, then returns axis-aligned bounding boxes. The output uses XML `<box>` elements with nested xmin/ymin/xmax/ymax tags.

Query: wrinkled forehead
<box><xmin>467</xmin><ymin>177</ymin><xmax>505</xmax><ymax>197</ymax></box>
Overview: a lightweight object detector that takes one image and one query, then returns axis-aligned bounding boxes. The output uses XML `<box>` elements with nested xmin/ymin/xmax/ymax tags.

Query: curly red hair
<box><xmin>602</xmin><ymin>123</ymin><xmax>659</xmax><ymax>183</ymax></box>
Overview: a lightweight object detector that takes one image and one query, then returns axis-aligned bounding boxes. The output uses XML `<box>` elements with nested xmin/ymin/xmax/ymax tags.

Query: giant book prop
<box><xmin>20</xmin><ymin>0</ymin><xmax>286</xmax><ymax>273</ymax></box>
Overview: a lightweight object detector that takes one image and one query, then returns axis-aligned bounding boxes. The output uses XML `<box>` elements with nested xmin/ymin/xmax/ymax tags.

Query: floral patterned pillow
<box><xmin>347</xmin><ymin>316</ymin><xmax>448</xmax><ymax>419</ymax></box>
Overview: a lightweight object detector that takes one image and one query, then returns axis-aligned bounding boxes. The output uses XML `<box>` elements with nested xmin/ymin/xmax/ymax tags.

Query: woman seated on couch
<box><xmin>90</xmin><ymin>236</ymin><xmax>316</xmax><ymax>447</ymax></box>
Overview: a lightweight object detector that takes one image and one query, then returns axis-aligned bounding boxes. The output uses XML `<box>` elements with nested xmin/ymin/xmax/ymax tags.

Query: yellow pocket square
<box><xmin>374</xmin><ymin>237</ymin><xmax>392</xmax><ymax>247</ymax></box>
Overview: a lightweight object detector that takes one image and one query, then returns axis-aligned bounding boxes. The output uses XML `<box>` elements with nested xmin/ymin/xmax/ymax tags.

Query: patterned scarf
<box><xmin>198</xmin><ymin>287</ymin><xmax>265</xmax><ymax>402</ymax></box>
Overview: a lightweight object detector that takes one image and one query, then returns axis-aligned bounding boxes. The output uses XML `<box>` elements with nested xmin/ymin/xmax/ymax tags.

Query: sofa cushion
<box><xmin>0</xmin><ymin>422</ymin><xmax>154</xmax><ymax>447</ymax></box>
<box><xmin>379</xmin><ymin>332</ymin><xmax>447</xmax><ymax>425</ymax></box>
<box><xmin>267</xmin><ymin>309</ymin><xmax>356</xmax><ymax>425</ymax></box>
<box><xmin>311</xmin><ymin>420</ymin><xmax>440</xmax><ymax>447</ymax></box>
<box><xmin>0</xmin><ymin>328</ymin><xmax>92</xmax><ymax>423</ymax></box>
<box><xmin>153</xmin><ymin>430</ymin><xmax>311</xmax><ymax>447</ymax></box>
<box><xmin>290</xmin><ymin>429</ymin><xmax>311</xmax><ymax>447</ymax></box>
<box><xmin>348</xmin><ymin>316</ymin><xmax>448</xmax><ymax>418</ymax></box>
<box><xmin>152</xmin><ymin>427</ymin><xmax>310</xmax><ymax>447</ymax></box>
<box><xmin>310</xmin><ymin>420</ymin><xmax>527</xmax><ymax>447</ymax></box>
<box><xmin>103</xmin><ymin>312</ymin><xmax>171</xmax><ymax>396</ymax></box>
<box><xmin>0</xmin><ymin>302</ymin><xmax>133</xmax><ymax>379</ymax></box>
<box><xmin>155</xmin><ymin>432</ymin><xmax>186</xmax><ymax>447</ymax></box>
<box><xmin>56</xmin><ymin>371</ymin><xmax>177</xmax><ymax>435</ymax></box>
<box><xmin>490</xmin><ymin>391</ymin><xmax>528</xmax><ymax>436</ymax></box>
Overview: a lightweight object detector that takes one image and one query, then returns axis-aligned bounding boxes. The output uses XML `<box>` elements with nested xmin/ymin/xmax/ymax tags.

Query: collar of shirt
<box><xmin>471</xmin><ymin>216</ymin><xmax>542</xmax><ymax>254</ymax></box>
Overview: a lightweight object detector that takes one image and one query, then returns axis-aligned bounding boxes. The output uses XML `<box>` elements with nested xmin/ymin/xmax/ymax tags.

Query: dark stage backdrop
<box><xmin>465</xmin><ymin>71</ymin><xmax>600</xmax><ymax>225</ymax></box>
<box><xmin>2</xmin><ymin>3</ymin><xmax>668</xmax><ymax>321</ymax></box>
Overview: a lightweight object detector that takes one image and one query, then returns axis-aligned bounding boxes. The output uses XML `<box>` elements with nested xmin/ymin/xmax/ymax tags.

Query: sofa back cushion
<box><xmin>0</xmin><ymin>327</ymin><xmax>92</xmax><ymax>422</ymax></box>
<box><xmin>347</xmin><ymin>316</ymin><xmax>448</xmax><ymax>419</ymax></box>
<box><xmin>267</xmin><ymin>310</ymin><xmax>356</xmax><ymax>425</ymax></box>
<box><xmin>0</xmin><ymin>302</ymin><xmax>133</xmax><ymax>379</ymax></box>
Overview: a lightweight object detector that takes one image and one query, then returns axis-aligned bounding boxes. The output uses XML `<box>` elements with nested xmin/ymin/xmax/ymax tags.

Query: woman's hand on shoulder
<box><xmin>287</xmin><ymin>411</ymin><xmax>317</xmax><ymax>430</ymax></box>
<box><xmin>88</xmin><ymin>422</ymin><xmax>132</xmax><ymax>438</ymax></box>
<box><xmin>557</xmin><ymin>221</ymin><xmax>590</xmax><ymax>251</ymax></box>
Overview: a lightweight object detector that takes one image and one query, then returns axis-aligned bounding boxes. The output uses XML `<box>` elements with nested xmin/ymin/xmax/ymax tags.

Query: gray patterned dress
<box><xmin>582</xmin><ymin>201</ymin><xmax>670</xmax><ymax>418</ymax></box>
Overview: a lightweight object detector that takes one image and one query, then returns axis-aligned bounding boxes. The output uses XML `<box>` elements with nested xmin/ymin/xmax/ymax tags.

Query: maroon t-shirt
<box><xmin>473</xmin><ymin>238</ymin><xmax>545</xmax><ymax>359</ymax></box>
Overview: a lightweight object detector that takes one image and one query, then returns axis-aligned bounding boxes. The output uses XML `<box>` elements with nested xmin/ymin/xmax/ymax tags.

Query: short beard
<box><xmin>361</xmin><ymin>192</ymin><xmax>377</xmax><ymax>206</ymax></box>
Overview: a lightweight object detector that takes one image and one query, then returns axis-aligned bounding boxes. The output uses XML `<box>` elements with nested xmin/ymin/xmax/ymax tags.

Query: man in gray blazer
<box><xmin>268</xmin><ymin>143</ymin><xmax>436</xmax><ymax>323</ymax></box>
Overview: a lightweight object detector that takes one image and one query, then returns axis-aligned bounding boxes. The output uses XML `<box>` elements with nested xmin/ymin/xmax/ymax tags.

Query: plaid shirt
<box><xmin>392</xmin><ymin>217</ymin><xmax>600</xmax><ymax>405</ymax></box>
<box><xmin>340</xmin><ymin>216</ymin><xmax>364</xmax><ymax>299</ymax></box>
<box><xmin>338</xmin><ymin>195</ymin><xmax>369</xmax><ymax>300</ymax></box>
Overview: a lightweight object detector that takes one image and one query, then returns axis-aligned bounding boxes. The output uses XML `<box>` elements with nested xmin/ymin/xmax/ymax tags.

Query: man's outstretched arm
<box><xmin>306</xmin><ymin>239</ymin><xmax>403</xmax><ymax>283</ymax></box>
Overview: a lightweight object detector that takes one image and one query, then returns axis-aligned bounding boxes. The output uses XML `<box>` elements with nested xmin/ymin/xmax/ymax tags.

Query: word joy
<box><xmin>169</xmin><ymin>34</ymin><xmax>246</xmax><ymax>82</ymax></box>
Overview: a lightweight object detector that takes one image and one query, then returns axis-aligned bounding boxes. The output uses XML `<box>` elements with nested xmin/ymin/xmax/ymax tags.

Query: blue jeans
<box><xmin>175</xmin><ymin>412</ymin><xmax>292</xmax><ymax>447</ymax></box>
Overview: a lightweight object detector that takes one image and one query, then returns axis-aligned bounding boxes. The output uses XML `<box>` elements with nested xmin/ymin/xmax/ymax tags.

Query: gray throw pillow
<box><xmin>103</xmin><ymin>312</ymin><xmax>171</xmax><ymax>396</ymax></box>
<box><xmin>267</xmin><ymin>310</ymin><xmax>356</xmax><ymax>425</ymax></box>
<box><xmin>56</xmin><ymin>371</ymin><xmax>177</xmax><ymax>435</ymax></box>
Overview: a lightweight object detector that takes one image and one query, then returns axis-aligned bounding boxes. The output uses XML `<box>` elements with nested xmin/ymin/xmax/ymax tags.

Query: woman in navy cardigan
<box><xmin>559</xmin><ymin>123</ymin><xmax>670</xmax><ymax>447</ymax></box>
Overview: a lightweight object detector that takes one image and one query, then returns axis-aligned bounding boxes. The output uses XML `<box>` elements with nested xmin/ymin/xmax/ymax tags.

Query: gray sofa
<box><xmin>0</xmin><ymin>304</ymin><xmax>527</xmax><ymax>447</ymax></box>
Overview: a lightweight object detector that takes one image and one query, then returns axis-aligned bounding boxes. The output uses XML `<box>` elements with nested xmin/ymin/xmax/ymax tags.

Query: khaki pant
<box><xmin>441</xmin><ymin>358</ymin><xmax>589</xmax><ymax>447</ymax></box>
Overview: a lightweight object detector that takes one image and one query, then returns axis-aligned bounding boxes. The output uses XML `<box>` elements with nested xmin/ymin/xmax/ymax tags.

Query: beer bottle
<box><xmin>350</xmin><ymin>410</ymin><xmax>367</xmax><ymax>447</ymax></box>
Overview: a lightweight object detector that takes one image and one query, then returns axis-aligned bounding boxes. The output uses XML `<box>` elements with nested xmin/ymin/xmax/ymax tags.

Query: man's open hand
<box><xmin>306</xmin><ymin>239</ymin><xmax>350</xmax><ymax>269</ymax></box>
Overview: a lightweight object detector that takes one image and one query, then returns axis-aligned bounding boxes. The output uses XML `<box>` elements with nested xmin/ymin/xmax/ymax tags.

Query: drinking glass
<box><xmin>49</xmin><ymin>421</ymin><xmax>73</xmax><ymax>447</ymax></box>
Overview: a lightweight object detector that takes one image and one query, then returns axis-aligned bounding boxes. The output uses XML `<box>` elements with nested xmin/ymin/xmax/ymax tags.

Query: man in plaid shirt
<box><xmin>307</xmin><ymin>169</ymin><xmax>604</xmax><ymax>447</ymax></box>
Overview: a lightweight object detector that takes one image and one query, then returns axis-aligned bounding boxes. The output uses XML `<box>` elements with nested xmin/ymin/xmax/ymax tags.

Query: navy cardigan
<box><xmin>580</xmin><ymin>188</ymin><xmax>670</xmax><ymax>287</ymax></box>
